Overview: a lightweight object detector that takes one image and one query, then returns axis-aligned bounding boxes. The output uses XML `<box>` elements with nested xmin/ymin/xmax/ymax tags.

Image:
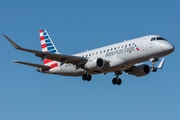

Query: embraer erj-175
<box><xmin>3</xmin><ymin>29</ymin><xmax>174</xmax><ymax>85</ymax></box>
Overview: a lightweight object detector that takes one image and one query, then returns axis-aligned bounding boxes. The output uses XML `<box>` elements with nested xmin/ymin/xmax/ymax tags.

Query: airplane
<box><xmin>3</xmin><ymin>29</ymin><xmax>174</xmax><ymax>85</ymax></box>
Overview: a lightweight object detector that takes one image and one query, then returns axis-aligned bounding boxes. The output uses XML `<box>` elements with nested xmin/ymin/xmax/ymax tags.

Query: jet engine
<box><xmin>129</xmin><ymin>64</ymin><xmax>150</xmax><ymax>77</ymax></box>
<box><xmin>84</xmin><ymin>58</ymin><xmax>104</xmax><ymax>70</ymax></box>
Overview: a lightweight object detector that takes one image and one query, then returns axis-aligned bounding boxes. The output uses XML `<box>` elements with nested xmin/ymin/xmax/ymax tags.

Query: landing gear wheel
<box><xmin>82</xmin><ymin>73</ymin><xmax>92</xmax><ymax>81</ymax></box>
<box><xmin>117</xmin><ymin>78</ymin><xmax>122</xmax><ymax>85</ymax></box>
<box><xmin>87</xmin><ymin>74</ymin><xmax>92</xmax><ymax>81</ymax></box>
<box><xmin>82</xmin><ymin>74</ymin><xmax>87</xmax><ymax>81</ymax></box>
<box><xmin>112</xmin><ymin>78</ymin><xmax>122</xmax><ymax>85</ymax></box>
<box><xmin>112</xmin><ymin>78</ymin><xmax>117</xmax><ymax>85</ymax></box>
<box><xmin>151</xmin><ymin>67</ymin><xmax>157</xmax><ymax>72</ymax></box>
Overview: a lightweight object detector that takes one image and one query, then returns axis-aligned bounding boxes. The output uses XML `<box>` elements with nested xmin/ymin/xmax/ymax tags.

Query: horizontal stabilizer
<box><xmin>13</xmin><ymin>60</ymin><xmax>50</xmax><ymax>68</ymax></box>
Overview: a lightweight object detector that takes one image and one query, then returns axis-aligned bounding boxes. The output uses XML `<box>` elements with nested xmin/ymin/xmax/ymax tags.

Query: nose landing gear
<box><xmin>150</xmin><ymin>57</ymin><xmax>165</xmax><ymax>72</ymax></box>
<box><xmin>150</xmin><ymin>58</ymin><xmax>159</xmax><ymax>72</ymax></box>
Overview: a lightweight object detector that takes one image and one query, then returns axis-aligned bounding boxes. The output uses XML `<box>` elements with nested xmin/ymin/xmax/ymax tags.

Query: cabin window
<box><xmin>114</xmin><ymin>47</ymin><xmax>116</xmax><ymax>50</ymax></box>
<box><xmin>118</xmin><ymin>46</ymin><xmax>120</xmax><ymax>49</ymax></box>
<box><xmin>104</xmin><ymin>50</ymin><xmax>106</xmax><ymax>53</ymax></box>
<box><xmin>111</xmin><ymin>48</ymin><xmax>113</xmax><ymax>51</ymax></box>
<box><xmin>89</xmin><ymin>54</ymin><xmax>91</xmax><ymax>56</ymax></box>
<box><xmin>92</xmin><ymin>53</ymin><xmax>94</xmax><ymax>55</ymax></box>
<box><xmin>129</xmin><ymin>44</ymin><xmax>131</xmax><ymax>46</ymax></box>
<box><xmin>107</xmin><ymin>49</ymin><xmax>109</xmax><ymax>52</ymax></box>
<box><xmin>100</xmin><ymin>51</ymin><xmax>102</xmax><ymax>53</ymax></box>
<box><xmin>96</xmin><ymin>52</ymin><xmax>98</xmax><ymax>54</ymax></box>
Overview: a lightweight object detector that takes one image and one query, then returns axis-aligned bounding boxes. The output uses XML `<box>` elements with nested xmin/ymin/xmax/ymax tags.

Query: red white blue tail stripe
<box><xmin>39</xmin><ymin>29</ymin><xmax>58</xmax><ymax>53</ymax></box>
<box><xmin>39</xmin><ymin>29</ymin><xmax>59</xmax><ymax>68</ymax></box>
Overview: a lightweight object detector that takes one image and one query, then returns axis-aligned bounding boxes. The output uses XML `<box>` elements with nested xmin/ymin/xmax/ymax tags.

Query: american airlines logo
<box><xmin>106</xmin><ymin>45</ymin><xmax>138</xmax><ymax>57</ymax></box>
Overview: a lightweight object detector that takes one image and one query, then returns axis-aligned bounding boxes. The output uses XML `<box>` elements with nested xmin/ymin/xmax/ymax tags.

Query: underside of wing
<box><xmin>40</xmin><ymin>53</ymin><xmax>87</xmax><ymax>65</ymax></box>
<box><xmin>14</xmin><ymin>60</ymin><xmax>50</xmax><ymax>68</ymax></box>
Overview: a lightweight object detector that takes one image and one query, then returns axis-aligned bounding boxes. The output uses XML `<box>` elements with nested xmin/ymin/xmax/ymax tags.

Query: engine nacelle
<box><xmin>84</xmin><ymin>58</ymin><xmax>104</xmax><ymax>70</ymax></box>
<box><xmin>129</xmin><ymin>64</ymin><xmax>150</xmax><ymax>77</ymax></box>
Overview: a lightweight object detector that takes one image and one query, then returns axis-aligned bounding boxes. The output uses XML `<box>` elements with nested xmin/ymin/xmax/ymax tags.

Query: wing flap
<box><xmin>14</xmin><ymin>60</ymin><xmax>50</xmax><ymax>68</ymax></box>
<box><xmin>43</xmin><ymin>54</ymin><xmax>87</xmax><ymax>65</ymax></box>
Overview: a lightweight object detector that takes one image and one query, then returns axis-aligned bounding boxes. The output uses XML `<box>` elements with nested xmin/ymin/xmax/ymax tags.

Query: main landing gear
<box><xmin>112</xmin><ymin>78</ymin><xmax>122</xmax><ymax>85</ymax></box>
<box><xmin>82</xmin><ymin>73</ymin><xmax>92</xmax><ymax>81</ymax></box>
<box><xmin>81</xmin><ymin>71</ymin><xmax>122</xmax><ymax>85</ymax></box>
<box><xmin>112</xmin><ymin>71</ymin><xmax>122</xmax><ymax>85</ymax></box>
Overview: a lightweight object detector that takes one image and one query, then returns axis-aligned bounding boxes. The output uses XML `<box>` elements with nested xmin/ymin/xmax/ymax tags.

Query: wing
<box><xmin>3</xmin><ymin>34</ymin><xmax>88</xmax><ymax>66</ymax></box>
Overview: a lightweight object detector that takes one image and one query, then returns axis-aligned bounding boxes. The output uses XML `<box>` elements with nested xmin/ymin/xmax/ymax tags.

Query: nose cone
<box><xmin>164</xmin><ymin>42</ymin><xmax>175</xmax><ymax>54</ymax></box>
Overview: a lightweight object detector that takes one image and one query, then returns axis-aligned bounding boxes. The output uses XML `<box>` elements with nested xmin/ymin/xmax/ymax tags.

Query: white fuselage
<box><xmin>48</xmin><ymin>35</ymin><xmax>174</xmax><ymax>76</ymax></box>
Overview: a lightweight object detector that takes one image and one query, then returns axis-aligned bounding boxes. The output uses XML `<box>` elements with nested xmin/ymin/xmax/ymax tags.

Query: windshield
<box><xmin>156</xmin><ymin>37</ymin><xmax>167</xmax><ymax>40</ymax></box>
<box><xmin>151</xmin><ymin>37</ymin><xmax>167</xmax><ymax>41</ymax></box>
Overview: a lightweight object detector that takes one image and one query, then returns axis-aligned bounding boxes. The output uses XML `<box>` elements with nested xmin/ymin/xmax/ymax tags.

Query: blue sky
<box><xmin>1</xmin><ymin>0</ymin><xmax>180</xmax><ymax>120</ymax></box>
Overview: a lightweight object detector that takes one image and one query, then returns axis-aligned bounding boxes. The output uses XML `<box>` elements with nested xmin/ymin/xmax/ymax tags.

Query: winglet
<box><xmin>157</xmin><ymin>58</ymin><xmax>165</xmax><ymax>69</ymax></box>
<box><xmin>2</xmin><ymin>34</ymin><xmax>21</xmax><ymax>49</ymax></box>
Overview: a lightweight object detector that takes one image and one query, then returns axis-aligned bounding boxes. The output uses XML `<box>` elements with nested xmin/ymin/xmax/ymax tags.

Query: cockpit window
<box><xmin>156</xmin><ymin>37</ymin><xmax>167</xmax><ymax>41</ymax></box>
<box><xmin>151</xmin><ymin>37</ymin><xmax>156</xmax><ymax>41</ymax></box>
<box><xmin>151</xmin><ymin>37</ymin><xmax>167</xmax><ymax>41</ymax></box>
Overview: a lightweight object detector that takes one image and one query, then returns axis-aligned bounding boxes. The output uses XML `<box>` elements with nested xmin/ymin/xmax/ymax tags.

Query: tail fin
<box><xmin>39</xmin><ymin>29</ymin><xmax>59</xmax><ymax>53</ymax></box>
<box><xmin>39</xmin><ymin>29</ymin><xmax>59</xmax><ymax>68</ymax></box>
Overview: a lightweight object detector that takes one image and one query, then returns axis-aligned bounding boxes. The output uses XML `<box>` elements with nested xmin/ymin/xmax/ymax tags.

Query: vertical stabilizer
<box><xmin>39</xmin><ymin>29</ymin><xmax>59</xmax><ymax>53</ymax></box>
<box><xmin>39</xmin><ymin>29</ymin><xmax>59</xmax><ymax>68</ymax></box>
